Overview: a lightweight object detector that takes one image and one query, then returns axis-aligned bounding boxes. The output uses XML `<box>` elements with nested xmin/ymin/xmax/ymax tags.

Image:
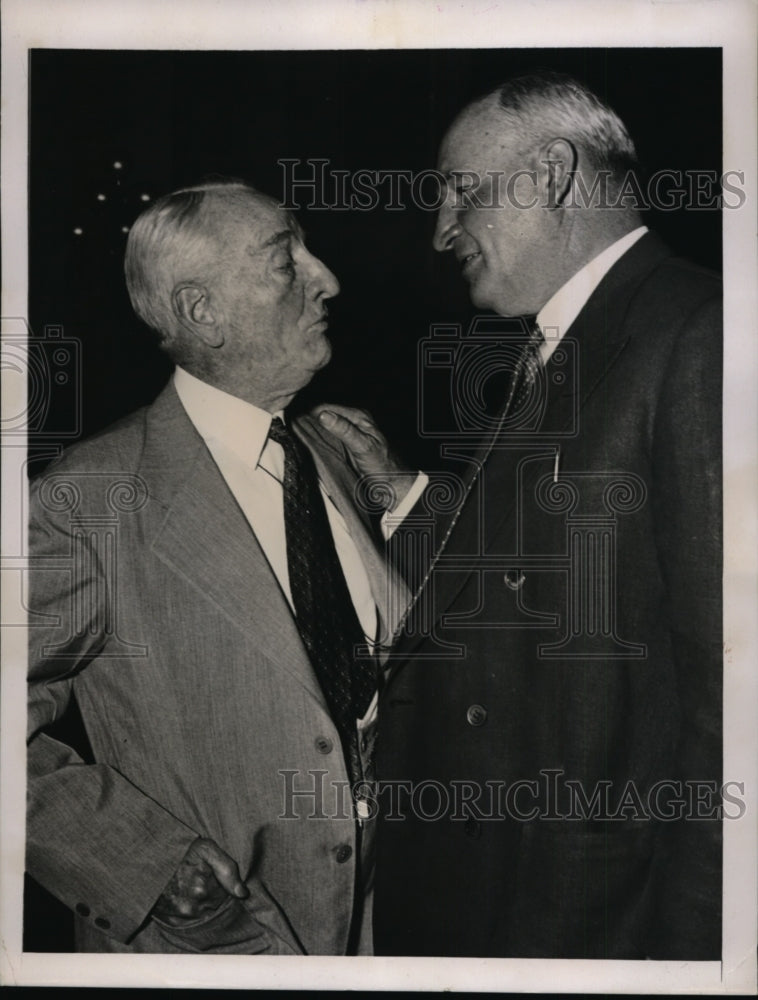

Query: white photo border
<box><xmin>2</xmin><ymin>0</ymin><xmax>756</xmax><ymax>992</ymax></box>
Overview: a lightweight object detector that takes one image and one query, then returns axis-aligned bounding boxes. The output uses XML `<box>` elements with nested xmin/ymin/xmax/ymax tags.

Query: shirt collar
<box><xmin>537</xmin><ymin>226</ymin><xmax>648</xmax><ymax>360</ymax></box>
<box><xmin>173</xmin><ymin>366</ymin><xmax>284</xmax><ymax>468</ymax></box>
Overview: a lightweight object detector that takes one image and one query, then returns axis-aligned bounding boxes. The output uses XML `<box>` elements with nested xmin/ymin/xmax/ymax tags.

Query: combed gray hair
<box><xmin>492</xmin><ymin>71</ymin><xmax>638</xmax><ymax>178</ymax></box>
<box><xmin>124</xmin><ymin>179</ymin><xmax>257</xmax><ymax>359</ymax></box>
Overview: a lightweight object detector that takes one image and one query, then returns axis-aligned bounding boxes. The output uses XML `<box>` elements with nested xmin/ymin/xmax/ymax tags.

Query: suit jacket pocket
<box><xmin>151</xmin><ymin>881</ymin><xmax>304</xmax><ymax>955</ymax></box>
<box><xmin>505</xmin><ymin>823</ymin><xmax>657</xmax><ymax>959</ymax></box>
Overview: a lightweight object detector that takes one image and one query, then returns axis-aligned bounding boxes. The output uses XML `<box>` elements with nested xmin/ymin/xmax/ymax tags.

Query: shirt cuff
<box><xmin>380</xmin><ymin>472</ymin><xmax>428</xmax><ymax>540</ymax></box>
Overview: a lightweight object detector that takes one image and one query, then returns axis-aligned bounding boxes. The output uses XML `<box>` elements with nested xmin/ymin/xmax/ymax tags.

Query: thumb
<box><xmin>198</xmin><ymin>841</ymin><xmax>249</xmax><ymax>899</ymax></box>
<box><xmin>317</xmin><ymin>409</ymin><xmax>339</xmax><ymax>429</ymax></box>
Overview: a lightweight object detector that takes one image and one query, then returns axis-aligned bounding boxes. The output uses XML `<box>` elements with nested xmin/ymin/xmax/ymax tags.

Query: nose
<box><xmin>433</xmin><ymin>197</ymin><xmax>462</xmax><ymax>253</ymax></box>
<box><xmin>306</xmin><ymin>250</ymin><xmax>340</xmax><ymax>300</ymax></box>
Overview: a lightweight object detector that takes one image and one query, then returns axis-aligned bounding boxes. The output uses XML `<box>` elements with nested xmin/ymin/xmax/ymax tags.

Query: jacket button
<box><xmin>75</xmin><ymin>903</ymin><xmax>90</xmax><ymax>917</ymax></box>
<box><xmin>335</xmin><ymin>844</ymin><xmax>353</xmax><ymax>864</ymax></box>
<box><xmin>94</xmin><ymin>917</ymin><xmax>111</xmax><ymax>930</ymax></box>
<box><xmin>315</xmin><ymin>736</ymin><xmax>333</xmax><ymax>754</ymax></box>
<box><xmin>466</xmin><ymin>704</ymin><xmax>487</xmax><ymax>727</ymax></box>
<box><xmin>503</xmin><ymin>570</ymin><xmax>526</xmax><ymax>591</ymax></box>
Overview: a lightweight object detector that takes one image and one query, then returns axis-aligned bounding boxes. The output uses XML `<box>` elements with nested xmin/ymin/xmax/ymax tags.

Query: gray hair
<box><xmin>492</xmin><ymin>71</ymin><xmax>638</xmax><ymax>178</ymax></box>
<box><xmin>124</xmin><ymin>179</ymin><xmax>258</xmax><ymax>359</ymax></box>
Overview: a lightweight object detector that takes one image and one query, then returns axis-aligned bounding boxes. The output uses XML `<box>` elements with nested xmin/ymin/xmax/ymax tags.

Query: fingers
<box><xmin>153</xmin><ymin>837</ymin><xmax>249</xmax><ymax>923</ymax></box>
<box><xmin>312</xmin><ymin>403</ymin><xmax>375</xmax><ymax>428</ymax></box>
<box><xmin>318</xmin><ymin>410</ymin><xmax>379</xmax><ymax>453</ymax></box>
<box><xmin>189</xmin><ymin>838</ymin><xmax>249</xmax><ymax>899</ymax></box>
<box><xmin>314</xmin><ymin>404</ymin><xmax>386</xmax><ymax>456</ymax></box>
<box><xmin>311</xmin><ymin>403</ymin><xmax>407</xmax><ymax>484</ymax></box>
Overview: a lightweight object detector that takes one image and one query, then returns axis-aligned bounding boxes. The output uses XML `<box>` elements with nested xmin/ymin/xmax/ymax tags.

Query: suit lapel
<box><xmin>392</xmin><ymin>233</ymin><xmax>673</xmax><ymax>661</ymax></box>
<box><xmin>140</xmin><ymin>384</ymin><xmax>328</xmax><ymax>708</ymax></box>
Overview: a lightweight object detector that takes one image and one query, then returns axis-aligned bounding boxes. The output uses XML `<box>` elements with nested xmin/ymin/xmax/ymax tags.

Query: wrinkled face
<box><xmin>434</xmin><ymin>99</ymin><xmax>558</xmax><ymax>317</ymax></box>
<box><xmin>207</xmin><ymin>193</ymin><xmax>340</xmax><ymax>402</ymax></box>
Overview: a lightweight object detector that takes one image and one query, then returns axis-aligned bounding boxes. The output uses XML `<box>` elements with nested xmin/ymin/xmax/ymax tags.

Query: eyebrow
<box><xmin>260</xmin><ymin>230</ymin><xmax>293</xmax><ymax>250</ymax></box>
<box><xmin>248</xmin><ymin>220</ymin><xmax>306</xmax><ymax>257</ymax></box>
<box><xmin>245</xmin><ymin>229</ymin><xmax>292</xmax><ymax>259</ymax></box>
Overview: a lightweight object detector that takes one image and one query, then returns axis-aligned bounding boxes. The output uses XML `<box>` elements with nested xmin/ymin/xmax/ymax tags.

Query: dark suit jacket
<box><xmin>26</xmin><ymin>381</ymin><xmax>407</xmax><ymax>954</ymax></box>
<box><xmin>374</xmin><ymin>233</ymin><xmax>723</xmax><ymax>959</ymax></box>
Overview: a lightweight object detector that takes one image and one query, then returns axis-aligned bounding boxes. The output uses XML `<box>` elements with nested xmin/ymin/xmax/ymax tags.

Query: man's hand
<box><xmin>151</xmin><ymin>837</ymin><xmax>249</xmax><ymax>926</ymax></box>
<box><xmin>313</xmin><ymin>404</ymin><xmax>416</xmax><ymax>511</ymax></box>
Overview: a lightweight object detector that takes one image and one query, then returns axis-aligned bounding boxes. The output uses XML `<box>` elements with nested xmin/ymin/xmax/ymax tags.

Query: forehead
<box><xmin>207</xmin><ymin>192</ymin><xmax>300</xmax><ymax>254</ymax></box>
<box><xmin>438</xmin><ymin>99</ymin><xmax>517</xmax><ymax>175</ymax></box>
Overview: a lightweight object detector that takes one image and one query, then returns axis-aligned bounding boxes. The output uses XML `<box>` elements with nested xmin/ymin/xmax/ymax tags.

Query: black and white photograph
<box><xmin>1</xmin><ymin>0</ymin><xmax>756</xmax><ymax>992</ymax></box>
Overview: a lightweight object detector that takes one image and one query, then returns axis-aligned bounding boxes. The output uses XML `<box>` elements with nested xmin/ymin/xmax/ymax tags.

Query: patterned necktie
<box><xmin>268</xmin><ymin>417</ymin><xmax>376</xmax><ymax>782</ymax></box>
<box><xmin>392</xmin><ymin>316</ymin><xmax>545</xmax><ymax>643</ymax></box>
<box><xmin>503</xmin><ymin>317</ymin><xmax>545</xmax><ymax>422</ymax></box>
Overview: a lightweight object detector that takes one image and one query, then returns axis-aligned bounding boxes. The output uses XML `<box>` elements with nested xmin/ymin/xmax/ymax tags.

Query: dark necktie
<box><xmin>503</xmin><ymin>317</ymin><xmax>545</xmax><ymax>422</ymax></box>
<box><xmin>268</xmin><ymin>417</ymin><xmax>376</xmax><ymax>782</ymax></box>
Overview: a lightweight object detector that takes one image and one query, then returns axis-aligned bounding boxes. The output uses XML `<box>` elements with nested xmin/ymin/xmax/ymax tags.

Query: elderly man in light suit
<box><xmin>26</xmin><ymin>181</ymin><xmax>413</xmax><ymax>954</ymax></box>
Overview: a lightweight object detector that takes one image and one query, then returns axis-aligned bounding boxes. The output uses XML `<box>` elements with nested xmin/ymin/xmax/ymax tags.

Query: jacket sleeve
<box><xmin>648</xmin><ymin>293</ymin><xmax>723</xmax><ymax>958</ymax></box>
<box><xmin>26</xmin><ymin>476</ymin><xmax>200</xmax><ymax>944</ymax></box>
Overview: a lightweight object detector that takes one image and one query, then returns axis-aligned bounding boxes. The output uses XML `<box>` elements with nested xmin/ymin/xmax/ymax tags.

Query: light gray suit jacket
<box><xmin>26</xmin><ymin>380</ymin><xmax>407</xmax><ymax>954</ymax></box>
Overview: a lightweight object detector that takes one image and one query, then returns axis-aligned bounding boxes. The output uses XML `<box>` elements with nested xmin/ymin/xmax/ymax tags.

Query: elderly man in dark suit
<box><xmin>325</xmin><ymin>72</ymin><xmax>722</xmax><ymax>959</ymax></box>
<box><xmin>26</xmin><ymin>181</ymin><xmax>413</xmax><ymax>954</ymax></box>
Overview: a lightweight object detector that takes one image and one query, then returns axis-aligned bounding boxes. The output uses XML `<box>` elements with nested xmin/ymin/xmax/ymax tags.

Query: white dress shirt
<box><xmin>173</xmin><ymin>368</ymin><xmax>426</xmax><ymax>728</ymax></box>
<box><xmin>174</xmin><ymin>366</ymin><xmax>382</xmax><ymax>643</ymax></box>
<box><xmin>537</xmin><ymin>226</ymin><xmax>648</xmax><ymax>362</ymax></box>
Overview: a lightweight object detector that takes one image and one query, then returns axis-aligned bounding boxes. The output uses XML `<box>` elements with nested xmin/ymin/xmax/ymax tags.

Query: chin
<box><xmin>312</xmin><ymin>337</ymin><xmax>332</xmax><ymax>370</ymax></box>
<box><xmin>468</xmin><ymin>276</ymin><xmax>497</xmax><ymax>311</ymax></box>
<box><xmin>472</xmin><ymin>286</ymin><xmax>518</xmax><ymax>318</ymax></box>
<box><xmin>297</xmin><ymin>344</ymin><xmax>331</xmax><ymax>383</ymax></box>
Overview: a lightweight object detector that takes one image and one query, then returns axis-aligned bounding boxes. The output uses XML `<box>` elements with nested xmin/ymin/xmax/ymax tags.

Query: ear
<box><xmin>173</xmin><ymin>284</ymin><xmax>224</xmax><ymax>348</ymax></box>
<box><xmin>537</xmin><ymin>137</ymin><xmax>577</xmax><ymax>209</ymax></box>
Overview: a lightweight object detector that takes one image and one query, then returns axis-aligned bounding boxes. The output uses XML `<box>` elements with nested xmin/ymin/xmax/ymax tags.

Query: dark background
<box><xmin>25</xmin><ymin>46</ymin><xmax>721</xmax><ymax>951</ymax></box>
